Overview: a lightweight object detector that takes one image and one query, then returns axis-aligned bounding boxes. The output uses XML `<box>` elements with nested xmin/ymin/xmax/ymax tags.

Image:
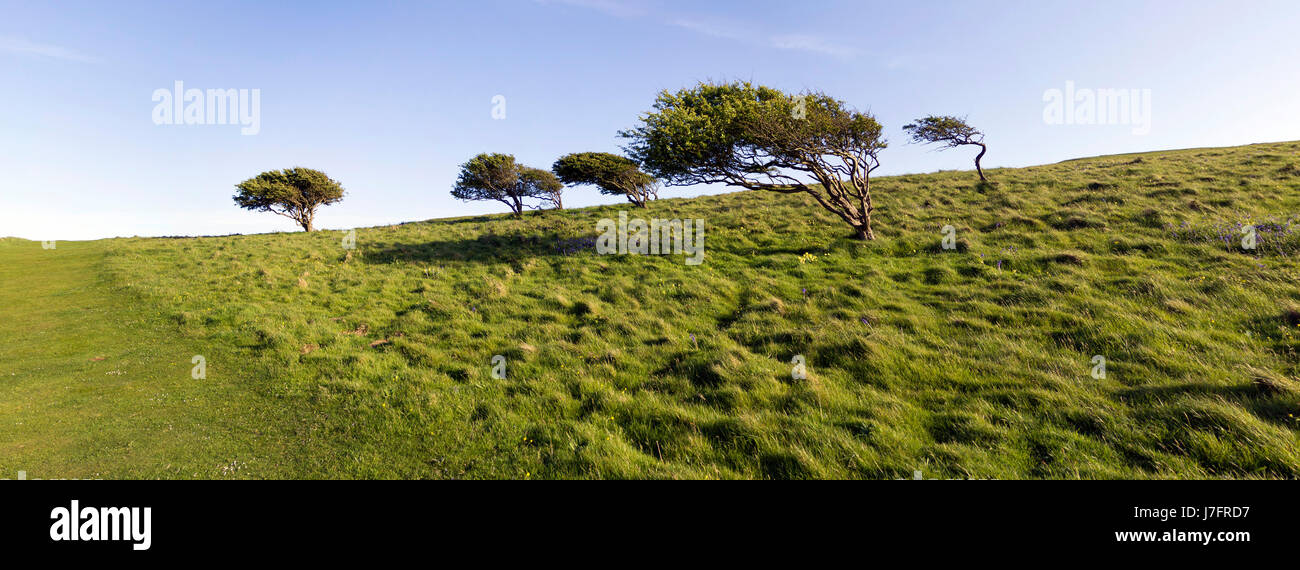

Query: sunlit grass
<box><xmin>4</xmin><ymin>141</ymin><xmax>1300</xmax><ymax>478</ymax></box>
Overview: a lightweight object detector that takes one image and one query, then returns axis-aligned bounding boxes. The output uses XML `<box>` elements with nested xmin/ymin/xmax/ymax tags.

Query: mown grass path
<box><xmin>0</xmin><ymin>239</ymin><xmax>319</xmax><ymax>478</ymax></box>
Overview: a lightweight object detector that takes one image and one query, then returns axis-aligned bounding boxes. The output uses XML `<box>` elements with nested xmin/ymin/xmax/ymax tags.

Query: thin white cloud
<box><xmin>668</xmin><ymin>18</ymin><xmax>753</xmax><ymax>42</ymax></box>
<box><xmin>0</xmin><ymin>36</ymin><xmax>97</xmax><ymax>63</ymax></box>
<box><xmin>670</xmin><ymin>20</ymin><xmax>859</xmax><ymax>60</ymax></box>
<box><xmin>533</xmin><ymin>0</ymin><xmax>648</xmax><ymax>19</ymax></box>
<box><xmin>536</xmin><ymin>0</ymin><xmax>863</xmax><ymax>60</ymax></box>
<box><xmin>770</xmin><ymin>34</ymin><xmax>860</xmax><ymax>59</ymax></box>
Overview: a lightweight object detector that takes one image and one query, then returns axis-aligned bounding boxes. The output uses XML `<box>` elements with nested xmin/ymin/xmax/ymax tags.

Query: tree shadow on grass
<box><xmin>405</xmin><ymin>214</ymin><xmax>506</xmax><ymax>227</ymax></box>
<box><xmin>1116</xmin><ymin>382</ymin><xmax>1261</xmax><ymax>403</ymax></box>
<box><xmin>360</xmin><ymin>232</ymin><xmax>597</xmax><ymax>265</ymax></box>
<box><xmin>1116</xmin><ymin>381</ymin><xmax>1300</xmax><ymax>428</ymax></box>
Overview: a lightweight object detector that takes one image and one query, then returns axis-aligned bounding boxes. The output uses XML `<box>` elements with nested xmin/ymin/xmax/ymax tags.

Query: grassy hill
<box><xmin>4</xmin><ymin>141</ymin><xmax>1300</xmax><ymax>479</ymax></box>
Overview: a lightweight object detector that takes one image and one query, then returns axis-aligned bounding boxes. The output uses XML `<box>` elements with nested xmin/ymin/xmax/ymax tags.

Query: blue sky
<box><xmin>2</xmin><ymin>0</ymin><xmax>1298</xmax><ymax>239</ymax></box>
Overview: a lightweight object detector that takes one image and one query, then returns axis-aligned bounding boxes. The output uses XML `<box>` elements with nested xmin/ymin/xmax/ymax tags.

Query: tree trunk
<box><xmin>300</xmin><ymin>214</ymin><xmax>314</xmax><ymax>232</ymax></box>
<box><xmin>853</xmin><ymin>219</ymin><xmax>876</xmax><ymax>240</ymax></box>
<box><xmin>975</xmin><ymin>144</ymin><xmax>988</xmax><ymax>182</ymax></box>
<box><xmin>859</xmin><ymin>177</ymin><xmax>876</xmax><ymax>240</ymax></box>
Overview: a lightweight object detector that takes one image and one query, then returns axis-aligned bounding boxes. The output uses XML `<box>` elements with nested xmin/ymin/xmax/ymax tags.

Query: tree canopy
<box><xmin>902</xmin><ymin>115</ymin><xmax>989</xmax><ymax>181</ymax></box>
<box><xmin>621</xmin><ymin>81</ymin><xmax>887</xmax><ymax>239</ymax></box>
<box><xmin>451</xmin><ymin>153</ymin><xmax>564</xmax><ymax>217</ymax></box>
<box><xmin>523</xmin><ymin>167</ymin><xmax>565</xmax><ymax>210</ymax></box>
<box><xmin>552</xmin><ymin>152</ymin><xmax>658</xmax><ymax>208</ymax></box>
<box><xmin>233</xmin><ymin>167</ymin><xmax>345</xmax><ymax>232</ymax></box>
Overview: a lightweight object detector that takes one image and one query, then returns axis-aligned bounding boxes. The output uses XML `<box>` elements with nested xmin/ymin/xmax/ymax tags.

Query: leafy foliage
<box><xmin>452</xmin><ymin>153</ymin><xmax>565</xmax><ymax>216</ymax></box>
<box><xmin>523</xmin><ymin>167</ymin><xmax>565</xmax><ymax>210</ymax></box>
<box><xmin>621</xmin><ymin>81</ymin><xmax>887</xmax><ymax>239</ymax></box>
<box><xmin>233</xmin><ymin>167</ymin><xmax>345</xmax><ymax>232</ymax></box>
<box><xmin>903</xmin><ymin>115</ymin><xmax>989</xmax><ymax>181</ymax></box>
<box><xmin>552</xmin><ymin>152</ymin><xmax>659</xmax><ymax>208</ymax></box>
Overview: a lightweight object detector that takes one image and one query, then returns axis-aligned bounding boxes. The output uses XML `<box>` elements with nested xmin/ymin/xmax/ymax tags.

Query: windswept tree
<box><xmin>902</xmin><ymin>115</ymin><xmax>988</xmax><ymax>181</ymax></box>
<box><xmin>451</xmin><ymin>153</ymin><xmax>564</xmax><ymax>217</ymax></box>
<box><xmin>233</xmin><ymin>167</ymin><xmax>345</xmax><ymax>232</ymax></box>
<box><xmin>621</xmin><ymin>81</ymin><xmax>887</xmax><ymax>240</ymax></box>
<box><xmin>552</xmin><ymin>152</ymin><xmax>659</xmax><ymax>208</ymax></box>
<box><xmin>524</xmin><ymin>167</ymin><xmax>565</xmax><ymax>210</ymax></box>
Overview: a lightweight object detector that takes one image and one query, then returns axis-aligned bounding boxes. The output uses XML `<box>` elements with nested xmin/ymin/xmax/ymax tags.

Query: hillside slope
<box><xmin>5</xmin><ymin>141</ymin><xmax>1300</xmax><ymax>479</ymax></box>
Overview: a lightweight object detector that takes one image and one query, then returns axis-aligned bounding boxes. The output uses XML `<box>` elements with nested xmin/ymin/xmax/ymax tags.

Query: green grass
<box><xmin>0</xmin><ymin>240</ymin><xmax>330</xmax><ymax>478</ymax></box>
<box><xmin>4</xmin><ymin>141</ymin><xmax>1300</xmax><ymax>479</ymax></box>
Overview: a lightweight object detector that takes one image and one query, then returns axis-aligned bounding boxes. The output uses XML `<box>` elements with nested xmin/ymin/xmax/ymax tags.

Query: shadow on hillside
<box><xmin>1116</xmin><ymin>382</ymin><xmax>1263</xmax><ymax>403</ymax></box>
<box><xmin>412</xmin><ymin>214</ymin><xmax>509</xmax><ymax>227</ymax></box>
<box><xmin>749</xmin><ymin>245</ymin><xmax>827</xmax><ymax>256</ymax></box>
<box><xmin>1118</xmin><ymin>381</ymin><xmax>1300</xmax><ymax>430</ymax></box>
<box><xmin>361</xmin><ymin>232</ymin><xmax>596</xmax><ymax>265</ymax></box>
<box><xmin>406</xmin><ymin>209</ymin><xmax>588</xmax><ymax>229</ymax></box>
